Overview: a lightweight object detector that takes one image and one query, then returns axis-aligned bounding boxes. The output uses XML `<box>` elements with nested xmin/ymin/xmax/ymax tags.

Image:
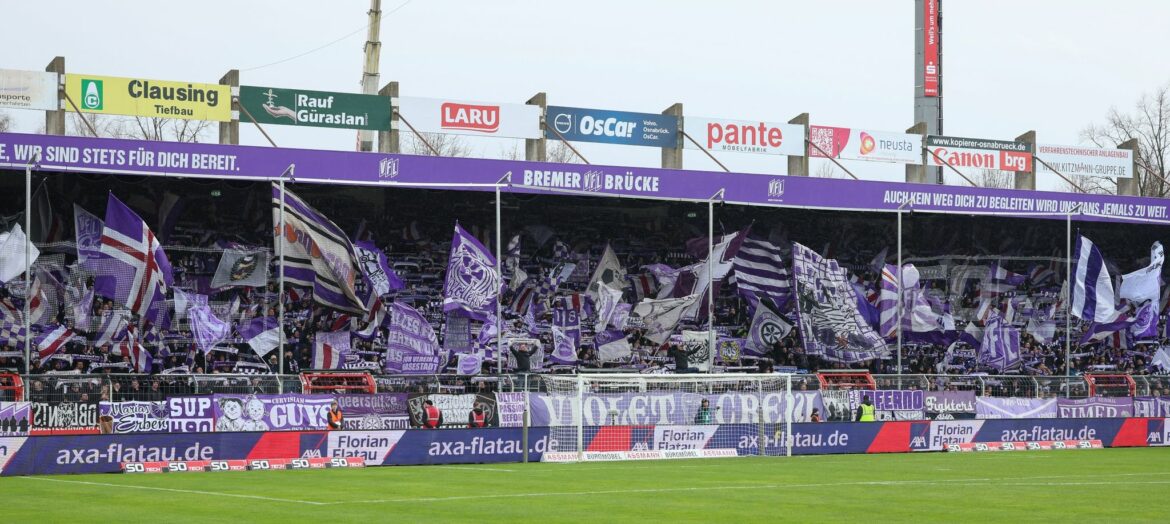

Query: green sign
<box><xmin>238</xmin><ymin>85</ymin><xmax>391</xmax><ymax>131</ymax></box>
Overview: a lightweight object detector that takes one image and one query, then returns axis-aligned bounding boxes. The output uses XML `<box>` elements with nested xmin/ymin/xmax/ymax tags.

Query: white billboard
<box><xmin>1036</xmin><ymin>144</ymin><xmax>1132</xmax><ymax>179</ymax></box>
<box><xmin>683</xmin><ymin>117</ymin><xmax>805</xmax><ymax>156</ymax></box>
<box><xmin>808</xmin><ymin>125</ymin><xmax>922</xmax><ymax>164</ymax></box>
<box><xmin>0</xmin><ymin>69</ymin><xmax>58</xmax><ymax>111</ymax></box>
<box><xmin>395</xmin><ymin>96</ymin><xmax>541</xmax><ymax>139</ymax></box>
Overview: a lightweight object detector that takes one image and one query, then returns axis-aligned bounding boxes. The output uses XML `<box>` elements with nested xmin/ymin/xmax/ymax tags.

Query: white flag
<box><xmin>0</xmin><ymin>224</ymin><xmax>39</xmax><ymax>283</ymax></box>
<box><xmin>588</xmin><ymin>244</ymin><xmax>626</xmax><ymax>300</ymax></box>
<box><xmin>629</xmin><ymin>294</ymin><xmax>701</xmax><ymax>345</ymax></box>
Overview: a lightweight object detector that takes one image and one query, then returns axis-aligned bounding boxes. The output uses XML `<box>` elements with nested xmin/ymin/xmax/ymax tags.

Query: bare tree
<box><xmin>974</xmin><ymin>168</ymin><xmax>1013</xmax><ymax>189</ymax></box>
<box><xmin>1082</xmin><ymin>83</ymin><xmax>1170</xmax><ymax>197</ymax></box>
<box><xmin>0</xmin><ymin>112</ymin><xmax>11</xmax><ymax>133</ymax></box>
<box><xmin>499</xmin><ymin>140</ymin><xmax>582</xmax><ymax>163</ymax></box>
<box><xmin>403</xmin><ymin>131</ymin><xmax>473</xmax><ymax>157</ymax></box>
<box><xmin>67</xmin><ymin>113</ymin><xmax>213</xmax><ymax>142</ymax></box>
<box><xmin>812</xmin><ymin>162</ymin><xmax>845</xmax><ymax>179</ymax></box>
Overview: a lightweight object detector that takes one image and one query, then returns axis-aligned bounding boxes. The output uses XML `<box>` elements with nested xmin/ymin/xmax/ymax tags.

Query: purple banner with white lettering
<box><xmin>1134</xmin><ymin>397</ymin><xmax>1170</xmax><ymax>418</ymax></box>
<box><xmin>527</xmin><ymin>391</ymin><xmax>825</xmax><ymax>426</ymax></box>
<box><xmin>4</xmin><ymin>132</ymin><xmax>1168</xmax><ymax>225</ymax></box>
<box><xmin>1057</xmin><ymin>397</ymin><xmax>1135</xmax><ymax>418</ymax></box>
<box><xmin>98</xmin><ymin>397</ymin><xmax>216</xmax><ymax>434</ymax></box>
<box><xmin>333</xmin><ymin>394</ymin><xmax>410</xmax><ymax>431</ymax></box>
<box><xmin>211</xmin><ymin>394</ymin><xmax>333</xmax><ymax>432</ymax></box>
<box><xmin>847</xmin><ymin>390</ymin><xmax>924</xmax><ymax>411</ymax></box>
<box><xmin>975</xmin><ymin>397</ymin><xmax>1057</xmax><ymax>419</ymax></box>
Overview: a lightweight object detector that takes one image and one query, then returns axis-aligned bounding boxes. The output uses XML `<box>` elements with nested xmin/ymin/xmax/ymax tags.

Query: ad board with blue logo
<box><xmin>545</xmin><ymin>106</ymin><xmax>678</xmax><ymax>148</ymax></box>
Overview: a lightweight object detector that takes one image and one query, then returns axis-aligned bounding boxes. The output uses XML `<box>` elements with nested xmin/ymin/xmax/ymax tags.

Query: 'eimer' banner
<box><xmin>1056</xmin><ymin>397</ymin><xmax>1135</xmax><ymax>418</ymax></box>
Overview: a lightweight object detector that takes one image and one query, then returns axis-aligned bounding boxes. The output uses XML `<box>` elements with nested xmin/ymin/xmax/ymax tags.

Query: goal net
<box><xmin>540</xmin><ymin>374</ymin><xmax>800</xmax><ymax>462</ymax></box>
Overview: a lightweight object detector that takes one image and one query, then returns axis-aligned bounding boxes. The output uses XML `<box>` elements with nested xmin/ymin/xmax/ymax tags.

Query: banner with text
<box><xmin>975</xmin><ymin>397</ymin><xmax>1057</xmax><ymax>419</ymax></box>
<box><xmin>684</xmin><ymin>117</ymin><xmax>805</xmax><ymax>156</ymax></box>
<box><xmin>211</xmin><ymin>394</ymin><xmax>332</xmax><ymax>432</ymax></box>
<box><xmin>808</xmin><ymin>126</ymin><xmax>922</xmax><ymax>164</ymax></box>
<box><xmin>238</xmin><ymin>85</ymin><xmax>391</xmax><ymax>130</ymax></box>
<box><xmin>545</xmin><ymin>106</ymin><xmax>678</xmax><ymax>147</ymax></box>
<box><xmin>64</xmin><ymin>74</ymin><xmax>231</xmax><ymax>121</ymax></box>
<box><xmin>30</xmin><ymin>402</ymin><xmax>100</xmax><ymax>435</ymax></box>
<box><xmin>528</xmin><ymin>390</ymin><xmax>824</xmax><ymax>426</ymax></box>
<box><xmin>0</xmin><ymin>69</ymin><xmax>58</xmax><ymax>111</ymax></box>
<box><xmin>1056</xmin><ymin>397</ymin><xmax>1135</xmax><ymax>418</ymax></box>
<box><xmin>926</xmin><ymin>135</ymin><xmax>1033</xmax><ymax>172</ymax></box>
<box><xmin>98</xmin><ymin>398</ymin><xmax>216</xmax><ymax>434</ymax></box>
<box><xmin>395</xmin><ymin>96</ymin><xmax>541</xmax><ymax>139</ymax></box>
<box><xmin>1036</xmin><ymin>143</ymin><xmax>1132</xmax><ymax>179</ymax></box>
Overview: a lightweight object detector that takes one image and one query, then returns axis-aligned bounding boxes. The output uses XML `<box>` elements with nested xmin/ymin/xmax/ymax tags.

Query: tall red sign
<box><xmin>924</xmin><ymin>0</ymin><xmax>940</xmax><ymax>97</ymax></box>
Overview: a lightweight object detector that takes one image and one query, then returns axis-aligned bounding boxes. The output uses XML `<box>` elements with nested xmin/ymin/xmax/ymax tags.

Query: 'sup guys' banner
<box><xmin>395</xmin><ymin>96</ymin><xmax>541</xmax><ymax>138</ymax></box>
<box><xmin>684</xmin><ymin>117</ymin><xmax>805</xmax><ymax>156</ymax></box>
<box><xmin>211</xmin><ymin>394</ymin><xmax>333</xmax><ymax>432</ymax></box>
<box><xmin>1035</xmin><ymin>144</ymin><xmax>1133</xmax><ymax>178</ymax></box>
<box><xmin>925</xmin><ymin>135</ymin><xmax>1033</xmax><ymax>172</ymax></box>
<box><xmin>808</xmin><ymin>126</ymin><xmax>922</xmax><ymax>164</ymax></box>
<box><xmin>238</xmin><ymin>86</ymin><xmax>391</xmax><ymax>131</ymax></box>
<box><xmin>64</xmin><ymin>74</ymin><xmax>231</xmax><ymax>121</ymax></box>
<box><xmin>0</xmin><ymin>69</ymin><xmax>58</xmax><ymax>111</ymax></box>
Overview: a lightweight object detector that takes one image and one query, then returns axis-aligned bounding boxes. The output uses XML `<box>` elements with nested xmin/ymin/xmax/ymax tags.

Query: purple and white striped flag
<box><xmin>1071</xmin><ymin>235</ymin><xmax>1118</xmax><ymax>322</ymax></box>
<box><xmin>731</xmin><ymin>237</ymin><xmax>791</xmax><ymax>310</ymax></box>
<box><xmin>272</xmin><ymin>184</ymin><xmax>367</xmax><ymax>315</ymax></box>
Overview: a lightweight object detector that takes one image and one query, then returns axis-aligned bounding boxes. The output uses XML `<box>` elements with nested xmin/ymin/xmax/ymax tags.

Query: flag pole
<box><xmin>278</xmin><ymin>164</ymin><xmax>294</xmax><ymax>389</ymax></box>
<box><xmin>896</xmin><ymin>201</ymin><xmax>911</xmax><ymax>376</ymax></box>
<box><xmin>1065</xmin><ymin>205</ymin><xmax>1078</xmax><ymax>388</ymax></box>
<box><xmin>708</xmin><ymin>189</ymin><xmax>724</xmax><ymax>367</ymax></box>
<box><xmin>495</xmin><ymin>172</ymin><xmax>510</xmax><ymax>384</ymax></box>
<box><xmin>24</xmin><ymin>152</ymin><xmax>39</xmax><ymax>377</ymax></box>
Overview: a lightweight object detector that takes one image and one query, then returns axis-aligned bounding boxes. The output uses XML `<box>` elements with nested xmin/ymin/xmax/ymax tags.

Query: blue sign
<box><xmin>545</xmin><ymin>106</ymin><xmax>678</xmax><ymax>148</ymax></box>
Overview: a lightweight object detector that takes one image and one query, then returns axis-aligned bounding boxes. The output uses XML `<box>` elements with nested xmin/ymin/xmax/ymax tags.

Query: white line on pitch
<box><xmin>21</xmin><ymin>476</ymin><xmax>328</xmax><ymax>505</ymax></box>
<box><xmin>438</xmin><ymin>466</ymin><xmax>517</xmax><ymax>472</ymax></box>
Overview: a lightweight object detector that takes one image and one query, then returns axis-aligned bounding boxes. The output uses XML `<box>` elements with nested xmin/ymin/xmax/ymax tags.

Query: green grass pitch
<box><xmin>3</xmin><ymin>448</ymin><xmax>1167</xmax><ymax>522</ymax></box>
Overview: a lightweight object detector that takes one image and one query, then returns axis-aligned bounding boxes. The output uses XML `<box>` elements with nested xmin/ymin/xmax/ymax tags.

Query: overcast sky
<box><xmin>3</xmin><ymin>0</ymin><xmax>1168</xmax><ymax>188</ymax></box>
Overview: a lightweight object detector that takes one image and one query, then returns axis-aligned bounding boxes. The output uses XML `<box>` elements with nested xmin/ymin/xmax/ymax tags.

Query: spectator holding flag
<box><xmin>511</xmin><ymin>343</ymin><xmax>536</xmax><ymax>373</ymax></box>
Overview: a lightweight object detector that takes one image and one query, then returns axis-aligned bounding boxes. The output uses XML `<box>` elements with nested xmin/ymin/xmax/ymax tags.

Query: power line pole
<box><xmin>359</xmin><ymin>0</ymin><xmax>382</xmax><ymax>152</ymax></box>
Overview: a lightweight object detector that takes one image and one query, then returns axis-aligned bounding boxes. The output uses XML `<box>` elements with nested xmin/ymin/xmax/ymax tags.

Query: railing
<box><xmin>9</xmin><ymin>372</ymin><xmax>1168</xmax><ymax>402</ymax></box>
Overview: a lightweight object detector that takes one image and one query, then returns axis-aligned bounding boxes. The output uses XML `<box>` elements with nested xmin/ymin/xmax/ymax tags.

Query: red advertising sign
<box><xmin>924</xmin><ymin>0</ymin><xmax>940</xmax><ymax>97</ymax></box>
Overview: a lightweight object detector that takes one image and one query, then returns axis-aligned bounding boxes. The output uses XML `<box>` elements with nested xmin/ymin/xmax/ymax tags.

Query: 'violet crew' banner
<box><xmin>2</xmin><ymin>133</ymin><xmax>1167</xmax><ymax>226</ymax></box>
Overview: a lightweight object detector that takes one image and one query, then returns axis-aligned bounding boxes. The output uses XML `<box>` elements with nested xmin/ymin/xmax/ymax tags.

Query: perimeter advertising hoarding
<box><xmin>925</xmin><ymin>135</ymin><xmax>1033</xmax><ymax>172</ymax></box>
<box><xmin>0</xmin><ymin>69</ymin><xmax>58</xmax><ymax>111</ymax></box>
<box><xmin>683</xmin><ymin>117</ymin><xmax>805</xmax><ymax>156</ymax></box>
<box><xmin>238</xmin><ymin>85</ymin><xmax>391</xmax><ymax>131</ymax></box>
<box><xmin>64</xmin><ymin>74</ymin><xmax>231</xmax><ymax>122</ymax></box>
<box><xmin>1036</xmin><ymin>143</ymin><xmax>1132</xmax><ymax>178</ymax></box>
<box><xmin>395</xmin><ymin>96</ymin><xmax>541</xmax><ymax>139</ymax></box>
<box><xmin>808</xmin><ymin>125</ymin><xmax>922</xmax><ymax>164</ymax></box>
<box><xmin>545</xmin><ymin>106</ymin><xmax>678</xmax><ymax>147</ymax></box>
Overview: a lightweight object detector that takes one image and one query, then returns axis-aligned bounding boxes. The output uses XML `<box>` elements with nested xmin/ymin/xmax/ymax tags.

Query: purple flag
<box><xmin>790</xmin><ymin>242</ymin><xmax>889</xmax><ymax>363</ymax></box>
<box><xmin>979</xmin><ymin>312</ymin><xmax>1021</xmax><ymax>371</ymax></box>
<box><xmin>94</xmin><ymin>192</ymin><xmax>173</xmax><ymax>328</ymax></box>
<box><xmin>177</xmin><ymin>290</ymin><xmax>230</xmax><ymax>354</ymax></box>
<box><xmin>355</xmin><ymin>241</ymin><xmax>404</xmax><ymax>296</ymax></box>
<box><xmin>73</xmin><ymin>204</ymin><xmax>103</xmax><ymax>268</ymax></box>
<box><xmin>442</xmin><ymin>223</ymin><xmax>499</xmax><ymax>321</ymax></box>
<box><xmin>1128</xmin><ymin>302</ymin><xmax>1159</xmax><ymax>341</ymax></box>
<box><xmin>384</xmin><ymin>302</ymin><xmax>442</xmax><ymax>374</ymax></box>
<box><xmin>550</xmin><ymin>306</ymin><xmax>580</xmax><ymax>364</ymax></box>
<box><xmin>239</xmin><ymin>316</ymin><xmax>280</xmax><ymax>356</ymax></box>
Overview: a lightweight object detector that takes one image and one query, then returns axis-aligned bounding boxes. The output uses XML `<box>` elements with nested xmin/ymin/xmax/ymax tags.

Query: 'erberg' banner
<box><xmin>926</xmin><ymin>135</ymin><xmax>1033</xmax><ymax>172</ymax></box>
<box><xmin>545</xmin><ymin>106</ymin><xmax>678</xmax><ymax>148</ymax></box>
<box><xmin>808</xmin><ymin>126</ymin><xmax>922</xmax><ymax>164</ymax></box>
<box><xmin>1036</xmin><ymin>143</ymin><xmax>1132</xmax><ymax>179</ymax></box>
<box><xmin>238</xmin><ymin>85</ymin><xmax>391</xmax><ymax>131</ymax></box>
<box><xmin>0</xmin><ymin>69</ymin><xmax>58</xmax><ymax>111</ymax></box>
<box><xmin>64</xmin><ymin>74</ymin><xmax>231</xmax><ymax>121</ymax></box>
<box><xmin>684</xmin><ymin>117</ymin><xmax>805</xmax><ymax>156</ymax></box>
<box><xmin>395</xmin><ymin>96</ymin><xmax>541</xmax><ymax>139</ymax></box>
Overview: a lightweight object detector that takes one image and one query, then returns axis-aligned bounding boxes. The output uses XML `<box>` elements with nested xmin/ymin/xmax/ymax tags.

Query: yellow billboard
<box><xmin>64</xmin><ymin>74</ymin><xmax>231</xmax><ymax>122</ymax></box>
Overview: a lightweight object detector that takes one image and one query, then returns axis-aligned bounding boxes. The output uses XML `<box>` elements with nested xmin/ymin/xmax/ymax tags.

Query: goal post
<box><xmin>539</xmin><ymin>373</ymin><xmax>799</xmax><ymax>462</ymax></box>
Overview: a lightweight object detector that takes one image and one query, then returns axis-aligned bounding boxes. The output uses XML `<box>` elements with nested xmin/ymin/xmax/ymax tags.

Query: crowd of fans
<box><xmin>1</xmin><ymin>174</ymin><xmax>1168</xmax><ymax>382</ymax></box>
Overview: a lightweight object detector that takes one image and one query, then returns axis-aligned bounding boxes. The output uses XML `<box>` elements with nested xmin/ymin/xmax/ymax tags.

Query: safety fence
<box><xmin>8</xmin><ymin>373</ymin><xmax>1170</xmax><ymax>403</ymax></box>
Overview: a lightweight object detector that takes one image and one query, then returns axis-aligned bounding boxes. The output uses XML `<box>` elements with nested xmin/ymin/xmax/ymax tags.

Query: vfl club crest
<box><xmin>379</xmin><ymin>157</ymin><xmax>399</xmax><ymax>179</ymax></box>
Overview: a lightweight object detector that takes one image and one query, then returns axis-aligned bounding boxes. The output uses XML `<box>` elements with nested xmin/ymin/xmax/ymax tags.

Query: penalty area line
<box><xmin>21</xmin><ymin>476</ymin><xmax>329</xmax><ymax>506</ymax></box>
